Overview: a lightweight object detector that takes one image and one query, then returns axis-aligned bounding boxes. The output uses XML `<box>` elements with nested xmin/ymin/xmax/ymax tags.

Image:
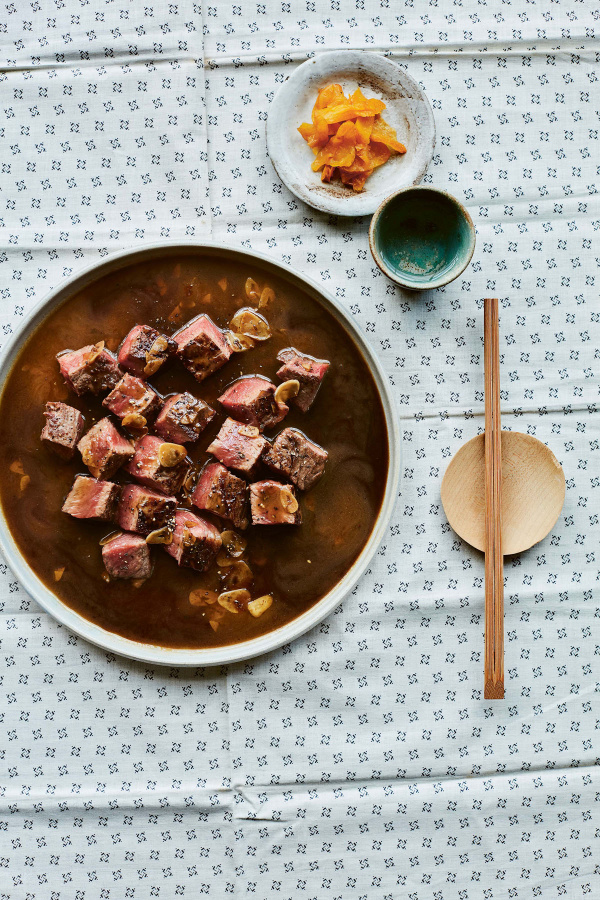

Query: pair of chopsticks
<box><xmin>484</xmin><ymin>298</ymin><xmax>504</xmax><ymax>700</ymax></box>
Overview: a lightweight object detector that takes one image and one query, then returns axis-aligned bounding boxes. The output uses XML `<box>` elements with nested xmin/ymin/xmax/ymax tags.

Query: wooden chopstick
<box><xmin>484</xmin><ymin>298</ymin><xmax>504</xmax><ymax>700</ymax></box>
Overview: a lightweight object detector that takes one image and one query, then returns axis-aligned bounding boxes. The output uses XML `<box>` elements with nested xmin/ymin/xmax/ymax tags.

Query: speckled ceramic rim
<box><xmin>369</xmin><ymin>185</ymin><xmax>476</xmax><ymax>291</ymax></box>
<box><xmin>0</xmin><ymin>241</ymin><xmax>400</xmax><ymax>667</ymax></box>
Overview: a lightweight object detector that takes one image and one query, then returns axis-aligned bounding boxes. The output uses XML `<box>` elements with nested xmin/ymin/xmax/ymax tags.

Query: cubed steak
<box><xmin>77</xmin><ymin>417</ymin><xmax>134</xmax><ymax>479</ymax></box>
<box><xmin>192</xmin><ymin>461</ymin><xmax>249</xmax><ymax>530</ymax></box>
<box><xmin>164</xmin><ymin>509</ymin><xmax>222</xmax><ymax>572</ymax></box>
<box><xmin>117</xmin><ymin>484</ymin><xmax>177</xmax><ymax>535</ymax></box>
<box><xmin>118</xmin><ymin>324</ymin><xmax>176</xmax><ymax>378</ymax></box>
<box><xmin>102</xmin><ymin>532</ymin><xmax>153</xmax><ymax>580</ymax></box>
<box><xmin>263</xmin><ymin>428</ymin><xmax>328</xmax><ymax>491</ymax></box>
<box><xmin>218</xmin><ymin>376</ymin><xmax>288</xmax><ymax>431</ymax></box>
<box><xmin>173</xmin><ymin>314</ymin><xmax>231</xmax><ymax>382</ymax></box>
<box><xmin>57</xmin><ymin>342</ymin><xmax>123</xmax><ymax>396</ymax></box>
<box><xmin>276</xmin><ymin>347</ymin><xmax>330</xmax><ymax>412</ymax></box>
<box><xmin>126</xmin><ymin>435</ymin><xmax>189</xmax><ymax>495</ymax></box>
<box><xmin>41</xmin><ymin>401</ymin><xmax>85</xmax><ymax>460</ymax></box>
<box><xmin>207</xmin><ymin>417</ymin><xmax>268</xmax><ymax>474</ymax></box>
<box><xmin>62</xmin><ymin>475</ymin><xmax>120</xmax><ymax>521</ymax></box>
<box><xmin>250</xmin><ymin>480</ymin><xmax>302</xmax><ymax>526</ymax></box>
<box><xmin>103</xmin><ymin>373</ymin><xmax>161</xmax><ymax>426</ymax></box>
<box><xmin>154</xmin><ymin>392</ymin><xmax>215</xmax><ymax>444</ymax></box>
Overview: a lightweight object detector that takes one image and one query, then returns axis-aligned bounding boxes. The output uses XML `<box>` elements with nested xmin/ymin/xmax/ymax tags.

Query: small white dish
<box><xmin>0</xmin><ymin>241</ymin><xmax>400</xmax><ymax>667</ymax></box>
<box><xmin>267</xmin><ymin>50</ymin><xmax>436</xmax><ymax>217</ymax></box>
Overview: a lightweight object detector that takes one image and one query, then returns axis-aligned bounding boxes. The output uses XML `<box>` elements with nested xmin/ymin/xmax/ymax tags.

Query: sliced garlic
<box><xmin>216</xmin><ymin>550</ymin><xmax>237</xmax><ymax>568</ymax></box>
<box><xmin>258</xmin><ymin>286</ymin><xmax>275</xmax><ymax>308</ymax></box>
<box><xmin>224</xmin><ymin>329</ymin><xmax>255</xmax><ymax>353</ymax></box>
<box><xmin>145</xmin><ymin>527</ymin><xmax>173</xmax><ymax>545</ymax></box>
<box><xmin>220</xmin><ymin>530</ymin><xmax>247</xmax><ymax>558</ymax></box>
<box><xmin>217</xmin><ymin>589</ymin><xmax>251</xmax><ymax>613</ymax></box>
<box><xmin>158</xmin><ymin>442</ymin><xmax>186</xmax><ymax>467</ymax></box>
<box><xmin>230</xmin><ymin>307</ymin><xmax>271</xmax><ymax>341</ymax></box>
<box><xmin>122</xmin><ymin>412</ymin><xmax>147</xmax><ymax>430</ymax></box>
<box><xmin>222</xmin><ymin>560</ymin><xmax>253</xmax><ymax>590</ymax></box>
<box><xmin>54</xmin><ymin>567</ymin><xmax>65</xmax><ymax>582</ymax></box>
<box><xmin>147</xmin><ymin>335</ymin><xmax>168</xmax><ymax>358</ymax></box>
<box><xmin>280</xmin><ymin>487</ymin><xmax>298</xmax><ymax>514</ymax></box>
<box><xmin>189</xmin><ymin>588</ymin><xmax>218</xmax><ymax>607</ymax></box>
<box><xmin>274</xmin><ymin>379</ymin><xmax>300</xmax><ymax>404</ymax></box>
<box><xmin>238</xmin><ymin>424</ymin><xmax>259</xmax><ymax>438</ymax></box>
<box><xmin>245</xmin><ymin>277</ymin><xmax>260</xmax><ymax>302</ymax></box>
<box><xmin>143</xmin><ymin>358</ymin><xmax>163</xmax><ymax>377</ymax></box>
<box><xmin>247</xmin><ymin>594</ymin><xmax>273</xmax><ymax>618</ymax></box>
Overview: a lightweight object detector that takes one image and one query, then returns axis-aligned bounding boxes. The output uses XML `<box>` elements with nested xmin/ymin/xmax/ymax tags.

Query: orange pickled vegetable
<box><xmin>298</xmin><ymin>83</ymin><xmax>406</xmax><ymax>193</ymax></box>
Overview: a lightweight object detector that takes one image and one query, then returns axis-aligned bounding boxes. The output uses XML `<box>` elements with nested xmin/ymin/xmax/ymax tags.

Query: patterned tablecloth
<box><xmin>1</xmin><ymin>2</ymin><xmax>599</xmax><ymax>898</ymax></box>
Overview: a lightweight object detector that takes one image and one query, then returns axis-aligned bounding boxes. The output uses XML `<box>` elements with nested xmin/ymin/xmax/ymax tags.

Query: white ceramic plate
<box><xmin>0</xmin><ymin>242</ymin><xmax>400</xmax><ymax>667</ymax></box>
<box><xmin>267</xmin><ymin>50</ymin><xmax>436</xmax><ymax>217</ymax></box>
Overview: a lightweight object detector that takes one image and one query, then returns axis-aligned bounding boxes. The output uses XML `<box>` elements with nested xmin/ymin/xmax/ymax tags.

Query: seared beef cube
<box><xmin>126</xmin><ymin>434</ymin><xmax>189</xmax><ymax>495</ymax></box>
<box><xmin>41</xmin><ymin>401</ymin><xmax>85</xmax><ymax>460</ymax></box>
<box><xmin>276</xmin><ymin>347</ymin><xmax>330</xmax><ymax>412</ymax></box>
<box><xmin>117</xmin><ymin>484</ymin><xmax>176</xmax><ymax>535</ymax></box>
<box><xmin>192</xmin><ymin>461</ymin><xmax>249</xmax><ymax>530</ymax></box>
<box><xmin>263</xmin><ymin>428</ymin><xmax>328</xmax><ymax>491</ymax></box>
<box><xmin>102</xmin><ymin>532</ymin><xmax>153</xmax><ymax>580</ymax></box>
<box><xmin>77</xmin><ymin>417</ymin><xmax>134</xmax><ymax>479</ymax></box>
<box><xmin>118</xmin><ymin>324</ymin><xmax>176</xmax><ymax>378</ymax></box>
<box><xmin>218</xmin><ymin>376</ymin><xmax>288</xmax><ymax>431</ymax></box>
<box><xmin>57</xmin><ymin>343</ymin><xmax>123</xmax><ymax>396</ymax></box>
<box><xmin>207</xmin><ymin>417</ymin><xmax>268</xmax><ymax>474</ymax></box>
<box><xmin>250</xmin><ymin>480</ymin><xmax>301</xmax><ymax>526</ymax></box>
<box><xmin>62</xmin><ymin>475</ymin><xmax>120</xmax><ymax>521</ymax></box>
<box><xmin>103</xmin><ymin>373</ymin><xmax>161</xmax><ymax>427</ymax></box>
<box><xmin>154</xmin><ymin>392</ymin><xmax>215</xmax><ymax>444</ymax></box>
<box><xmin>174</xmin><ymin>314</ymin><xmax>231</xmax><ymax>382</ymax></box>
<box><xmin>165</xmin><ymin>509</ymin><xmax>222</xmax><ymax>572</ymax></box>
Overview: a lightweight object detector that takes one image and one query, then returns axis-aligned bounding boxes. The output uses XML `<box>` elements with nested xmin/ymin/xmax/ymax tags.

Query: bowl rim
<box><xmin>266</xmin><ymin>49</ymin><xmax>436</xmax><ymax>217</ymax></box>
<box><xmin>0</xmin><ymin>240</ymin><xmax>401</xmax><ymax>667</ymax></box>
<box><xmin>368</xmin><ymin>185</ymin><xmax>476</xmax><ymax>291</ymax></box>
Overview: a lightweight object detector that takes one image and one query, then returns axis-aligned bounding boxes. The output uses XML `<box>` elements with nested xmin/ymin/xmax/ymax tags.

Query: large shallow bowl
<box><xmin>0</xmin><ymin>242</ymin><xmax>400</xmax><ymax>666</ymax></box>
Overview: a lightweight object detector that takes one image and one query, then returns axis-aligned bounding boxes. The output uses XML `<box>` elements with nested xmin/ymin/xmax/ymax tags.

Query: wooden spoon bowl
<box><xmin>441</xmin><ymin>431</ymin><xmax>565</xmax><ymax>555</ymax></box>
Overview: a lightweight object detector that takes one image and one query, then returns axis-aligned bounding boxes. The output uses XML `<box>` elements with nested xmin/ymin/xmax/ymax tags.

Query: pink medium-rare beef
<box><xmin>192</xmin><ymin>461</ymin><xmax>249</xmax><ymax>530</ymax></box>
<box><xmin>118</xmin><ymin>324</ymin><xmax>176</xmax><ymax>378</ymax></box>
<box><xmin>276</xmin><ymin>347</ymin><xmax>330</xmax><ymax>412</ymax></box>
<box><xmin>57</xmin><ymin>343</ymin><xmax>123</xmax><ymax>396</ymax></box>
<box><xmin>102</xmin><ymin>532</ymin><xmax>153</xmax><ymax>580</ymax></box>
<box><xmin>154</xmin><ymin>392</ymin><xmax>215</xmax><ymax>444</ymax></box>
<box><xmin>126</xmin><ymin>434</ymin><xmax>189</xmax><ymax>495</ymax></box>
<box><xmin>207</xmin><ymin>417</ymin><xmax>268</xmax><ymax>474</ymax></box>
<box><xmin>103</xmin><ymin>373</ymin><xmax>161</xmax><ymax>424</ymax></box>
<box><xmin>62</xmin><ymin>475</ymin><xmax>120</xmax><ymax>521</ymax></box>
<box><xmin>250</xmin><ymin>480</ymin><xmax>302</xmax><ymax>526</ymax></box>
<box><xmin>164</xmin><ymin>509</ymin><xmax>222</xmax><ymax>572</ymax></box>
<box><xmin>262</xmin><ymin>427</ymin><xmax>328</xmax><ymax>491</ymax></box>
<box><xmin>77</xmin><ymin>417</ymin><xmax>134</xmax><ymax>479</ymax></box>
<box><xmin>218</xmin><ymin>376</ymin><xmax>288</xmax><ymax>431</ymax></box>
<box><xmin>173</xmin><ymin>314</ymin><xmax>232</xmax><ymax>382</ymax></box>
<box><xmin>41</xmin><ymin>401</ymin><xmax>85</xmax><ymax>460</ymax></box>
<box><xmin>117</xmin><ymin>484</ymin><xmax>177</xmax><ymax>535</ymax></box>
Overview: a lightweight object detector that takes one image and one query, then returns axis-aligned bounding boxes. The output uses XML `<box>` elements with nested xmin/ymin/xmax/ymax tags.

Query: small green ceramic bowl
<box><xmin>369</xmin><ymin>186</ymin><xmax>476</xmax><ymax>291</ymax></box>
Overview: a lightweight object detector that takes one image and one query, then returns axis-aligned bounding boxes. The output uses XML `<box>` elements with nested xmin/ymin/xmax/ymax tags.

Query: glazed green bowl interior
<box><xmin>371</xmin><ymin>188</ymin><xmax>475</xmax><ymax>289</ymax></box>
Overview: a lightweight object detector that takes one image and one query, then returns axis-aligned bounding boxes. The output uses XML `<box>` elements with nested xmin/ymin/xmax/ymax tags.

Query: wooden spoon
<box><xmin>441</xmin><ymin>430</ymin><xmax>565</xmax><ymax>556</ymax></box>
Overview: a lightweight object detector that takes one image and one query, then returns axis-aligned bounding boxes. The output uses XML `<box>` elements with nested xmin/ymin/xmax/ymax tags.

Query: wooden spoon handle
<box><xmin>484</xmin><ymin>298</ymin><xmax>504</xmax><ymax>699</ymax></box>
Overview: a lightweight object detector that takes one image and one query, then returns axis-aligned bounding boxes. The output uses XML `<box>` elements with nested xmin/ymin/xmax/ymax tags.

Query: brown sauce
<box><xmin>0</xmin><ymin>253</ymin><xmax>388</xmax><ymax>648</ymax></box>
